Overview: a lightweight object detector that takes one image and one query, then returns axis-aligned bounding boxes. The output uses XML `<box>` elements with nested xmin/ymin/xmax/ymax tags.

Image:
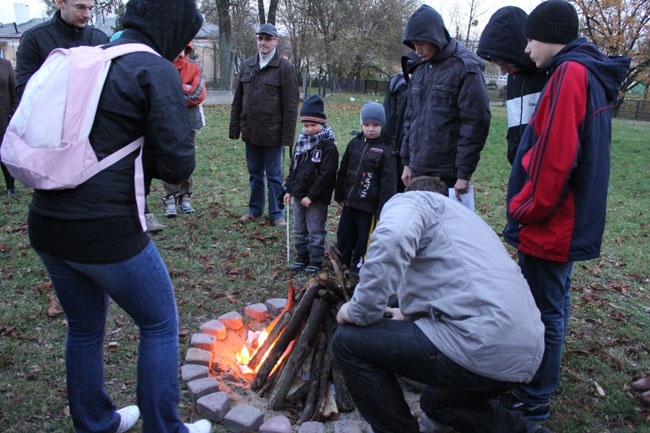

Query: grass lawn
<box><xmin>1</xmin><ymin>97</ymin><xmax>649</xmax><ymax>433</ymax></box>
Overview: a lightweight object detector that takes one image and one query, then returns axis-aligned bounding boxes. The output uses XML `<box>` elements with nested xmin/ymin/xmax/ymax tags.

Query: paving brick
<box><xmin>333</xmin><ymin>419</ymin><xmax>364</xmax><ymax>433</ymax></box>
<box><xmin>185</xmin><ymin>347</ymin><xmax>212</xmax><ymax>367</ymax></box>
<box><xmin>191</xmin><ymin>333</ymin><xmax>217</xmax><ymax>351</ymax></box>
<box><xmin>223</xmin><ymin>404</ymin><xmax>264</xmax><ymax>433</ymax></box>
<box><xmin>199</xmin><ymin>319</ymin><xmax>227</xmax><ymax>341</ymax></box>
<box><xmin>218</xmin><ymin>311</ymin><xmax>244</xmax><ymax>330</ymax></box>
<box><xmin>244</xmin><ymin>303</ymin><xmax>269</xmax><ymax>322</ymax></box>
<box><xmin>181</xmin><ymin>364</ymin><xmax>209</xmax><ymax>382</ymax></box>
<box><xmin>264</xmin><ymin>298</ymin><xmax>287</xmax><ymax>317</ymax></box>
<box><xmin>196</xmin><ymin>391</ymin><xmax>230</xmax><ymax>423</ymax></box>
<box><xmin>187</xmin><ymin>377</ymin><xmax>219</xmax><ymax>403</ymax></box>
<box><xmin>259</xmin><ymin>414</ymin><xmax>292</xmax><ymax>433</ymax></box>
<box><xmin>298</xmin><ymin>421</ymin><xmax>325</xmax><ymax>433</ymax></box>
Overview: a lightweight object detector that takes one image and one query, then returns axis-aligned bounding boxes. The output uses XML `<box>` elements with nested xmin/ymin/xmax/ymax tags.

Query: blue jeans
<box><xmin>514</xmin><ymin>252</ymin><xmax>573</xmax><ymax>405</ymax></box>
<box><xmin>36</xmin><ymin>241</ymin><xmax>188</xmax><ymax>433</ymax></box>
<box><xmin>245</xmin><ymin>143</ymin><xmax>284</xmax><ymax>220</ymax></box>
<box><xmin>292</xmin><ymin>198</ymin><xmax>328</xmax><ymax>265</ymax></box>
<box><xmin>333</xmin><ymin>320</ymin><xmax>531</xmax><ymax>433</ymax></box>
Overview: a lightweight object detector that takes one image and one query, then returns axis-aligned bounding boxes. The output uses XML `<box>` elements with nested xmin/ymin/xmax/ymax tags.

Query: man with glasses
<box><xmin>229</xmin><ymin>23</ymin><xmax>299</xmax><ymax>228</ymax></box>
<box><xmin>16</xmin><ymin>0</ymin><xmax>108</xmax><ymax>98</ymax></box>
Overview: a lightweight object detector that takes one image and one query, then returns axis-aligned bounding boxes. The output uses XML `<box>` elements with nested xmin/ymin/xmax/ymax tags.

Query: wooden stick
<box><xmin>251</xmin><ymin>280</ymin><xmax>321</xmax><ymax>391</ymax></box>
<box><xmin>269</xmin><ymin>298</ymin><xmax>328</xmax><ymax>410</ymax></box>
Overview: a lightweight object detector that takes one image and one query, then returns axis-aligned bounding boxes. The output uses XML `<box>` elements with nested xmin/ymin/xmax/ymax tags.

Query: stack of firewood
<box><xmin>246</xmin><ymin>243</ymin><xmax>357</xmax><ymax>422</ymax></box>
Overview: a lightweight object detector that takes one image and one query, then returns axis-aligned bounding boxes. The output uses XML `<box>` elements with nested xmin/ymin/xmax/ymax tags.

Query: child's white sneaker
<box><xmin>185</xmin><ymin>419</ymin><xmax>212</xmax><ymax>433</ymax></box>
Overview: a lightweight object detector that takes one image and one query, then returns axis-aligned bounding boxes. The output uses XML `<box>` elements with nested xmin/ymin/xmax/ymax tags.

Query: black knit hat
<box><xmin>300</xmin><ymin>95</ymin><xmax>327</xmax><ymax>124</ymax></box>
<box><xmin>525</xmin><ymin>0</ymin><xmax>579</xmax><ymax>45</ymax></box>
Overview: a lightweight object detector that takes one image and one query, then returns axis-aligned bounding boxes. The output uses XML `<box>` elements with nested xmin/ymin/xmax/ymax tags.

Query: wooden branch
<box><xmin>326</xmin><ymin>240</ymin><xmax>350</xmax><ymax>302</ymax></box>
<box><xmin>247</xmin><ymin>309</ymin><xmax>292</xmax><ymax>370</ymax></box>
<box><xmin>269</xmin><ymin>298</ymin><xmax>329</xmax><ymax>410</ymax></box>
<box><xmin>251</xmin><ymin>280</ymin><xmax>321</xmax><ymax>391</ymax></box>
<box><xmin>298</xmin><ymin>331</ymin><xmax>327</xmax><ymax>423</ymax></box>
<box><xmin>325</xmin><ymin>315</ymin><xmax>355</xmax><ymax>412</ymax></box>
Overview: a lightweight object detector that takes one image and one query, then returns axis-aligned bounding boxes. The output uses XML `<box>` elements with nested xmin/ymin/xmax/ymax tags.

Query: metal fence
<box><xmin>617</xmin><ymin>99</ymin><xmax>650</xmax><ymax>122</ymax></box>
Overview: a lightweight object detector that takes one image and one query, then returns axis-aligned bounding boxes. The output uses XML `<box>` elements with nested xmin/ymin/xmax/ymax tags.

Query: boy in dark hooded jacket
<box><xmin>477</xmin><ymin>6</ymin><xmax>548</xmax><ymax>165</ymax></box>
<box><xmin>400</xmin><ymin>5</ymin><xmax>490</xmax><ymax>200</ymax></box>
<box><xmin>335</xmin><ymin>101</ymin><xmax>397</xmax><ymax>275</ymax></box>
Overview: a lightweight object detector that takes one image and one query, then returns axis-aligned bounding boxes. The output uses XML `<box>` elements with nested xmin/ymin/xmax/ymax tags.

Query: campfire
<box><xmin>209</xmin><ymin>242</ymin><xmax>358</xmax><ymax>423</ymax></box>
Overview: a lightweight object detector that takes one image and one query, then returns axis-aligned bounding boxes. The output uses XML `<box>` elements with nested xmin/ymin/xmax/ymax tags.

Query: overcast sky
<box><xmin>4</xmin><ymin>0</ymin><xmax>544</xmax><ymax>30</ymax></box>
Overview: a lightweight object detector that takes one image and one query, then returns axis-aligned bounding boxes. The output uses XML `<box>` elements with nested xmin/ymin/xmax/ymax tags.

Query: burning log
<box><xmin>269</xmin><ymin>298</ymin><xmax>329</xmax><ymax>410</ymax></box>
<box><xmin>250</xmin><ymin>280</ymin><xmax>321</xmax><ymax>391</ymax></box>
<box><xmin>241</xmin><ymin>266</ymin><xmax>359</xmax><ymax>420</ymax></box>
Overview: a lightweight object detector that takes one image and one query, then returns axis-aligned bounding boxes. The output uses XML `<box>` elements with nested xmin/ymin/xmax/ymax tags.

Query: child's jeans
<box><xmin>292</xmin><ymin>198</ymin><xmax>328</xmax><ymax>265</ymax></box>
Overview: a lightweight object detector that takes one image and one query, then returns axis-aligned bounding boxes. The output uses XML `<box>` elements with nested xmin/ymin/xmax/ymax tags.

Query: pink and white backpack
<box><xmin>1</xmin><ymin>43</ymin><xmax>159</xmax><ymax>230</ymax></box>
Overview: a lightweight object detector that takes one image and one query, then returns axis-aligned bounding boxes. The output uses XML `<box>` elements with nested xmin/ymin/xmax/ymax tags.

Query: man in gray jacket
<box><xmin>333</xmin><ymin>176</ymin><xmax>549</xmax><ymax>433</ymax></box>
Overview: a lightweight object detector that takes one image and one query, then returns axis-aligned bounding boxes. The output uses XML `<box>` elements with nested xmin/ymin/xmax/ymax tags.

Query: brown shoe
<box><xmin>270</xmin><ymin>217</ymin><xmax>286</xmax><ymax>227</ymax></box>
<box><xmin>632</xmin><ymin>376</ymin><xmax>650</xmax><ymax>391</ymax></box>
<box><xmin>239</xmin><ymin>213</ymin><xmax>263</xmax><ymax>223</ymax></box>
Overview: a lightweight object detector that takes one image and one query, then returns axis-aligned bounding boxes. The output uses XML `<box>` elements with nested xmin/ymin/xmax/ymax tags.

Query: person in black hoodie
<box><xmin>284</xmin><ymin>95</ymin><xmax>338</xmax><ymax>275</ymax></box>
<box><xmin>400</xmin><ymin>5</ymin><xmax>490</xmax><ymax>200</ymax></box>
<box><xmin>382</xmin><ymin>51</ymin><xmax>419</xmax><ymax>192</ymax></box>
<box><xmin>477</xmin><ymin>6</ymin><xmax>548</xmax><ymax>165</ymax></box>
<box><xmin>335</xmin><ymin>101</ymin><xmax>397</xmax><ymax>276</ymax></box>
<box><xmin>26</xmin><ymin>1</ymin><xmax>211</xmax><ymax>432</ymax></box>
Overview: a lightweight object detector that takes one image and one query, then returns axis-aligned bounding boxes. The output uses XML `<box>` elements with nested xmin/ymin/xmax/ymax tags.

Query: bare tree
<box><xmin>573</xmin><ymin>0</ymin><xmax>650</xmax><ymax>107</ymax></box>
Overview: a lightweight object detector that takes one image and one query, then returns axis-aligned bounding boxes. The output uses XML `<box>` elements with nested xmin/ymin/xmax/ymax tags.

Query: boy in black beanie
<box><xmin>501</xmin><ymin>0</ymin><xmax>631</xmax><ymax>420</ymax></box>
<box><xmin>283</xmin><ymin>95</ymin><xmax>338</xmax><ymax>275</ymax></box>
<box><xmin>335</xmin><ymin>101</ymin><xmax>397</xmax><ymax>277</ymax></box>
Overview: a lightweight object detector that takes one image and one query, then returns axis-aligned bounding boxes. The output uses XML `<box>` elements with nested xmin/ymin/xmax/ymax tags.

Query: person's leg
<box><xmin>245</xmin><ymin>143</ymin><xmax>265</xmax><ymax>217</ymax></box>
<box><xmin>263</xmin><ymin>145</ymin><xmax>285</xmax><ymax>221</ymax></box>
<box><xmin>292</xmin><ymin>199</ymin><xmax>310</xmax><ymax>264</ymax></box>
<box><xmin>511</xmin><ymin>253</ymin><xmax>574</xmax><ymax>409</ymax></box>
<box><xmin>336</xmin><ymin>206</ymin><xmax>356</xmax><ymax>269</ymax></box>
<box><xmin>36</xmin><ymin>251</ymin><xmax>119</xmax><ymax>433</ymax></box>
<box><xmin>350</xmin><ymin>210</ymin><xmax>373</xmax><ymax>273</ymax></box>
<box><xmin>305</xmin><ymin>200</ymin><xmax>328</xmax><ymax>266</ymax></box>
<box><xmin>49</xmin><ymin>242</ymin><xmax>187</xmax><ymax>433</ymax></box>
<box><xmin>1</xmin><ymin>162</ymin><xmax>16</xmax><ymax>193</ymax></box>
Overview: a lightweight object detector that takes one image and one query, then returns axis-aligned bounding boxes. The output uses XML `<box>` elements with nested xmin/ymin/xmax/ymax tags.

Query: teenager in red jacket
<box><xmin>162</xmin><ymin>42</ymin><xmax>207</xmax><ymax>216</ymax></box>
<box><xmin>502</xmin><ymin>0</ymin><xmax>630</xmax><ymax>420</ymax></box>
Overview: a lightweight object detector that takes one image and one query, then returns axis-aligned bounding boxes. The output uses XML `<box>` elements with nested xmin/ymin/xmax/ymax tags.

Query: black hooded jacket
<box><xmin>28</xmin><ymin>0</ymin><xmax>203</xmax><ymax>263</ymax></box>
<box><xmin>477</xmin><ymin>6</ymin><xmax>548</xmax><ymax>165</ymax></box>
<box><xmin>401</xmin><ymin>5</ymin><xmax>490</xmax><ymax>181</ymax></box>
<box><xmin>15</xmin><ymin>10</ymin><xmax>109</xmax><ymax>97</ymax></box>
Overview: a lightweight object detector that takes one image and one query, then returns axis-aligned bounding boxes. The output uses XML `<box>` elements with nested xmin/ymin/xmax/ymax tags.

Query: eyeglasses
<box><xmin>257</xmin><ymin>35</ymin><xmax>277</xmax><ymax>42</ymax></box>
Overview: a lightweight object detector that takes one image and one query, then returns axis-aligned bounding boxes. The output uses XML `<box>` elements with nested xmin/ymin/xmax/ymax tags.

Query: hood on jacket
<box><xmin>402</xmin><ymin>5</ymin><xmax>451</xmax><ymax>52</ymax></box>
<box><xmin>400</xmin><ymin>51</ymin><xmax>421</xmax><ymax>83</ymax></box>
<box><xmin>550</xmin><ymin>38</ymin><xmax>631</xmax><ymax>103</ymax></box>
<box><xmin>122</xmin><ymin>0</ymin><xmax>203</xmax><ymax>61</ymax></box>
<box><xmin>477</xmin><ymin>6</ymin><xmax>537</xmax><ymax>73</ymax></box>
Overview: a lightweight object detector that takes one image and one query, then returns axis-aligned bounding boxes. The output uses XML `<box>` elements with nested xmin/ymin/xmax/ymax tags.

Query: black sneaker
<box><xmin>499</xmin><ymin>392</ymin><xmax>550</xmax><ymax>420</ymax></box>
<box><xmin>290</xmin><ymin>261</ymin><xmax>306</xmax><ymax>272</ymax></box>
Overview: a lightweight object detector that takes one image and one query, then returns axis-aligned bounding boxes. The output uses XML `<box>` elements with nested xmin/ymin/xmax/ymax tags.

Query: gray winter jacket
<box><xmin>401</xmin><ymin>5</ymin><xmax>491</xmax><ymax>181</ymax></box>
<box><xmin>346</xmin><ymin>191</ymin><xmax>545</xmax><ymax>383</ymax></box>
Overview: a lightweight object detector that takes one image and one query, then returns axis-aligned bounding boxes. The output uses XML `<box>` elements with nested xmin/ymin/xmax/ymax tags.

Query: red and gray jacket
<box><xmin>504</xmin><ymin>38</ymin><xmax>630</xmax><ymax>262</ymax></box>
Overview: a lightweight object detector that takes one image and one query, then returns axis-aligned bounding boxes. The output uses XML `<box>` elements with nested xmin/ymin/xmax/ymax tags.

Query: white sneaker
<box><xmin>145</xmin><ymin>213</ymin><xmax>164</xmax><ymax>232</ymax></box>
<box><xmin>179</xmin><ymin>194</ymin><xmax>195</xmax><ymax>214</ymax></box>
<box><xmin>184</xmin><ymin>419</ymin><xmax>212</xmax><ymax>433</ymax></box>
<box><xmin>163</xmin><ymin>195</ymin><xmax>178</xmax><ymax>218</ymax></box>
<box><xmin>116</xmin><ymin>405</ymin><xmax>140</xmax><ymax>433</ymax></box>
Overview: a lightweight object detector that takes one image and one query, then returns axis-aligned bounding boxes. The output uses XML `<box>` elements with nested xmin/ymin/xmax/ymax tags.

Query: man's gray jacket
<box><xmin>346</xmin><ymin>191</ymin><xmax>545</xmax><ymax>383</ymax></box>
